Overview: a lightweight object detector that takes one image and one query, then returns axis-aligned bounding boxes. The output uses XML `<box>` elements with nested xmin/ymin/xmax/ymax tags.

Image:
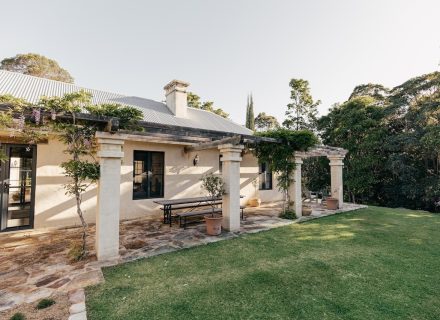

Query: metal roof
<box><xmin>0</xmin><ymin>70</ymin><xmax>252</xmax><ymax>135</ymax></box>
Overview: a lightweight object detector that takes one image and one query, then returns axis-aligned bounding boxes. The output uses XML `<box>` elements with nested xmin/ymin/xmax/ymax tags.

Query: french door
<box><xmin>0</xmin><ymin>144</ymin><xmax>36</xmax><ymax>231</ymax></box>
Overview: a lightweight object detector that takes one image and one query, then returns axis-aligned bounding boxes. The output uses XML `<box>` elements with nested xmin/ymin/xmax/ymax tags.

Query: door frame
<box><xmin>0</xmin><ymin>144</ymin><xmax>37</xmax><ymax>232</ymax></box>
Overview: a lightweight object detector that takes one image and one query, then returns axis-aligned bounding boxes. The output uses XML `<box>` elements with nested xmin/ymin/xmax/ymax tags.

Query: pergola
<box><xmin>95</xmin><ymin>121</ymin><xmax>347</xmax><ymax>260</ymax></box>
<box><xmin>292</xmin><ymin>146</ymin><xmax>348</xmax><ymax>216</ymax></box>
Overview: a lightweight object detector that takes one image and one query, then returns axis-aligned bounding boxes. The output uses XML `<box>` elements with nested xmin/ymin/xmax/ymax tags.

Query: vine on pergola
<box><xmin>253</xmin><ymin>128</ymin><xmax>318</xmax><ymax>214</ymax></box>
<box><xmin>0</xmin><ymin>91</ymin><xmax>143</xmax><ymax>260</ymax></box>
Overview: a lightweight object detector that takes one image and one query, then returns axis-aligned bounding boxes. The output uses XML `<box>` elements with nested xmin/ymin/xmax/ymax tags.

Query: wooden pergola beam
<box><xmin>184</xmin><ymin>135</ymin><xmax>242</xmax><ymax>153</ymax></box>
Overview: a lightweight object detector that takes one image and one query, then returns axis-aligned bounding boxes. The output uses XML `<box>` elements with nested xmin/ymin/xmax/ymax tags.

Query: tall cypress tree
<box><xmin>245</xmin><ymin>94</ymin><xmax>250</xmax><ymax>128</ymax></box>
<box><xmin>245</xmin><ymin>93</ymin><xmax>255</xmax><ymax>130</ymax></box>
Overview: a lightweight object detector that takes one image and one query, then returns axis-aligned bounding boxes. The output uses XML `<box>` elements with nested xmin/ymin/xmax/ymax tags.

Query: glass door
<box><xmin>0</xmin><ymin>144</ymin><xmax>36</xmax><ymax>231</ymax></box>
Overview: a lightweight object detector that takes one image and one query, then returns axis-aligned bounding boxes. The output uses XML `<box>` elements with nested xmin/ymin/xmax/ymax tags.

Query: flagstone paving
<box><xmin>0</xmin><ymin>202</ymin><xmax>365</xmax><ymax>312</ymax></box>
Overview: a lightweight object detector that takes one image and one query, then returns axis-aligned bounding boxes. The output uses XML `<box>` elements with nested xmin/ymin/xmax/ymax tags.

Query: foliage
<box><xmin>68</xmin><ymin>240</ymin><xmax>86</xmax><ymax>262</ymax></box>
<box><xmin>280</xmin><ymin>209</ymin><xmax>296</xmax><ymax>220</ymax></box>
<box><xmin>85</xmin><ymin>103</ymin><xmax>144</xmax><ymax>130</ymax></box>
<box><xmin>86</xmin><ymin>207</ymin><xmax>440</xmax><ymax>320</ymax></box>
<box><xmin>36</xmin><ymin>298</ymin><xmax>56</xmax><ymax>310</ymax></box>
<box><xmin>302</xmin><ymin>157</ymin><xmax>330</xmax><ymax>193</ymax></box>
<box><xmin>316</xmin><ymin>71</ymin><xmax>440</xmax><ymax>211</ymax></box>
<box><xmin>0</xmin><ymin>53</ymin><xmax>74</xmax><ymax>83</ymax></box>
<box><xmin>283</xmin><ymin>79</ymin><xmax>320</xmax><ymax>131</ymax></box>
<box><xmin>201</xmin><ymin>173</ymin><xmax>225</xmax><ymax>215</ymax></box>
<box><xmin>254</xmin><ymin>128</ymin><xmax>318</xmax><ymax>210</ymax></box>
<box><xmin>9</xmin><ymin>313</ymin><xmax>26</xmax><ymax>320</ymax></box>
<box><xmin>245</xmin><ymin>94</ymin><xmax>255</xmax><ymax>130</ymax></box>
<box><xmin>318</xmin><ymin>97</ymin><xmax>387</xmax><ymax>203</ymax></box>
<box><xmin>254</xmin><ymin>112</ymin><xmax>279</xmax><ymax>132</ymax></box>
<box><xmin>0</xmin><ymin>94</ymin><xmax>29</xmax><ymax>109</ymax></box>
<box><xmin>187</xmin><ymin>92</ymin><xmax>229</xmax><ymax>118</ymax></box>
<box><xmin>349</xmin><ymin>83</ymin><xmax>390</xmax><ymax>102</ymax></box>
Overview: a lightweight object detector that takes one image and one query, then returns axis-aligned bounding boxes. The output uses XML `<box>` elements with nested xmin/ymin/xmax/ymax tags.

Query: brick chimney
<box><xmin>164</xmin><ymin>79</ymin><xmax>190</xmax><ymax>118</ymax></box>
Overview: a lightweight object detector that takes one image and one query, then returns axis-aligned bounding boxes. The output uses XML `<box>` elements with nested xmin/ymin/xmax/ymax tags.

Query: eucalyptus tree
<box><xmin>1</xmin><ymin>53</ymin><xmax>74</xmax><ymax>83</ymax></box>
<box><xmin>283</xmin><ymin>79</ymin><xmax>320</xmax><ymax>131</ymax></box>
<box><xmin>255</xmin><ymin>112</ymin><xmax>279</xmax><ymax>131</ymax></box>
<box><xmin>187</xmin><ymin>92</ymin><xmax>229</xmax><ymax>118</ymax></box>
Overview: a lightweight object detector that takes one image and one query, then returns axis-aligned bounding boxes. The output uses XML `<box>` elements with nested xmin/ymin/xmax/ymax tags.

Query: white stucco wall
<box><xmin>33</xmin><ymin>138</ymin><xmax>283</xmax><ymax>229</ymax></box>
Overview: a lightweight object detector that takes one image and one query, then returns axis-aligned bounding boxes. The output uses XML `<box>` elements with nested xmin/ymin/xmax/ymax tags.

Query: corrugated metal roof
<box><xmin>0</xmin><ymin>70</ymin><xmax>252</xmax><ymax>135</ymax></box>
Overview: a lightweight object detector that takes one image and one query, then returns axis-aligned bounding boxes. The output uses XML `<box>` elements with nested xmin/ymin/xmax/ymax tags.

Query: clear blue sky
<box><xmin>0</xmin><ymin>0</ymin><xmax>439</xmax><ymax>125</ymax></box>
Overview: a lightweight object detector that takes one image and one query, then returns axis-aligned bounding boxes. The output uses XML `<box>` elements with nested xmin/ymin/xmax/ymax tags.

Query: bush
<box><xmin>10</xmin><ymin>312</ymin><xmax>26</xmax><ymax>320</ymax></box>
<box><xmin>280</xmin><ymin>210</ymin><xmax>296</xmax><ymax>220</ymax></box>
<box><xmin>36</xmin><ymin>298</ymin><xmax>56</xmax><ymax>310</ymax></box>
<box><xmin>68</xmin><ymin>241</ymin><xmax>85</xmax><ymax>262</ymax></box>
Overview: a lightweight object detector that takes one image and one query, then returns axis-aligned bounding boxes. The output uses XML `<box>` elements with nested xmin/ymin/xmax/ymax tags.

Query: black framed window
<box><xmin>259</xmin><ymin>162</ymin><xmax>272</xmax><ymax>190</ymax></box>
<box><xmin>219</xmin><ymin>155</ymin><xmax>223</xmax><ymax>173</ymax></box>
<box><xmin>133</xmin><ymin>151</ymin><xmax>164</xmax><ymax>199</ymax></box>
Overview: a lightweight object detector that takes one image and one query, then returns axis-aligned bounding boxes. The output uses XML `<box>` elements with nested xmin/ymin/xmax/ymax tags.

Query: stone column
<box><xmin>328</xmin><ymin>155</ymin><xmax>344</xmax><ymax>208</ymax></box>
<box><xmin>96</xmin><ymin>136</ymin><xmax>124</xmax><ymax>261</ymax></box>
<box><xmin>218</xmin><ymin>144</ymin><xmax>244</xmax><ymax>232</ymax></box>
<box><xmin>289</xmin><ymin>157</ymin><xmax>303</xmax><ymax>217</ymax></box>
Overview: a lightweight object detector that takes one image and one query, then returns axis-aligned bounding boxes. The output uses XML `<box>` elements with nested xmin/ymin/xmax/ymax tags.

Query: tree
<box><xmin>245</xmin><ymin>94</ymin><xmax>255</xmax><ymax>130</ymax></box>
<box><xmin>283</xmin><ymin>79</ymin><xmax>320</xmax><ymax>131</ymax></box>
<box><xmin>1</xmin><ymin>53</ymin><xmax>74</xmax><ymax>83</ymax></box>
<box><xmin>254</xmin><ymin>112</ymin><xmax>279</xmax><ymax>131</ymax></box>
<box><xmin>313</xmin><ymin>71</ymin><xmax>440</xmax><ymax>212</ymax></box>
<box><xmin>200</xmin><ymin>173</ymin><xmax>225</xmax><ymax>215</ymax></box>
<box><xmin>318</xmin><ymin>97</ymin><xmax>388</xmax><ymax>204</ymax></box>
<box><xmin>349</xmin><ymin>83</ymin><xmax>390</xmax><ymax>102</ymax></box>
<box><xmin>187</xmin><ymin>92</ymin><xmax>229</xmax><ymax>118</ymax></box>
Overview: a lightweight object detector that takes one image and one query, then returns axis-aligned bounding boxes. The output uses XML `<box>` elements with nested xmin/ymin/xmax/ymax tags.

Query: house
<box><xmin>0</xmin><ymin>70</ymin><xmax>346</xmax><ymax>261</ymax></box>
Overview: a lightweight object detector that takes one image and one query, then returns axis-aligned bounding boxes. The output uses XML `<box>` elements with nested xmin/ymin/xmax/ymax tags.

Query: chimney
<box><xmin>164</xmin><ymin>79</ymin><xmax>190</xmax><ymax>118</ymax></box>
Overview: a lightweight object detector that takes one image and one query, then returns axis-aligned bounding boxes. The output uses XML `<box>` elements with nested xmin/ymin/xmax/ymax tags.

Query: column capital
<box><xmin>328</xmin><ymin>154</ymin><xmax>345</xmax><ymax>166</ymax></box>
<box><xmin>218</xmin><ymin>144</ymin><xmax>244</xmax><ymax>162</ymax></box>
<box><xmin>97</xmin><ymin>135</ymin><xmax>125</xmax><ymax>159</ymax></box>
<box><xmin>294</xmin><ymin>156</ymin><xmax>303</xmax><ymax>165</ymax></box>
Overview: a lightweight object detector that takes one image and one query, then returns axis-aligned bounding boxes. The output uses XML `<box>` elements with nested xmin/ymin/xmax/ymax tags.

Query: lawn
<box><xmin>86</xmin><ymin>207</ymin><xmax>440</xmax><ymax>319</ymax></box>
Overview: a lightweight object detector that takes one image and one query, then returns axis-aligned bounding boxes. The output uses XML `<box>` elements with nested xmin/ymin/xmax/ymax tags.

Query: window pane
<box><xmin>133</xmin><ymin>151</ymin><xmax>164</xmax><ymax>199</ymax></box>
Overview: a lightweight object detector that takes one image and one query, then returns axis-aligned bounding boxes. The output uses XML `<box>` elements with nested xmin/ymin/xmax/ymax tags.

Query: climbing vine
<box><xmin>253</xmin><ymin>128</ymin><xmax>318</xmax><ymax>213</ymax></box>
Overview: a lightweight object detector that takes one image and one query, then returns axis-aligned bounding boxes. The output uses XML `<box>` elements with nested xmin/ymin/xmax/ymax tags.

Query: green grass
<box><xmin>86</xmin><ymin>207</ymin><xmax>440</xmax><ymax>319</ymax></box>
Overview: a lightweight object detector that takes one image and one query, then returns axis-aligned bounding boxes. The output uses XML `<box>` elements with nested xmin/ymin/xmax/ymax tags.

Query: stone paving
<box><xmin>0</xmin><ymin>202</ymin><xmax>366</xmax><ymax>313</ymax></box>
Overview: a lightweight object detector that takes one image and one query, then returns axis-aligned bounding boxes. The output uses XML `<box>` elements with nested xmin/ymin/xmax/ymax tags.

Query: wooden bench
<box><xmin>177</xmin><ymin>206</ymin><xmax>246</xmax><ymax>229</ymax></box>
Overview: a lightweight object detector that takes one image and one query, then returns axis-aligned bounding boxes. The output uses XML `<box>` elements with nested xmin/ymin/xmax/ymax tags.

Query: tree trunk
<box><xmin>73</xmin><ymin>149</ymin><xmax>87</xmax><ymax>259</ymax></box>
<box><xmin>75</xmin><ymin>190</ymin><xmax>87</xmax><ymax>258</ymax></box>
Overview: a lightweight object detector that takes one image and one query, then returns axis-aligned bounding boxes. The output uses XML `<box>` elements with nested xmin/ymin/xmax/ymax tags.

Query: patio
<box><xmin>0</xmin><ymin>202</ymin><xmax>365</xmax><ymax>312</ymax></box>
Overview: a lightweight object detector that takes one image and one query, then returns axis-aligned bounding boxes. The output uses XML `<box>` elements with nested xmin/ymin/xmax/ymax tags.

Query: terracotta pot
<box><xmin>205</xmin><ymin>214</ymin><xmax>222</xmax><ymax>236</ymax></box>
<box><xmin>302</xmin><ymin>206</ymin><xmax>312</xmax><ymax>216</ymax></box>
<box><xmin>248</xmin><ymin>198</ymin><xmax>261</xmax><ymax>207</ymax></box>
<box><xmin>326</xmin><ymin>197</ymin><xmax>339</xmax><ymax>210</ymax></box>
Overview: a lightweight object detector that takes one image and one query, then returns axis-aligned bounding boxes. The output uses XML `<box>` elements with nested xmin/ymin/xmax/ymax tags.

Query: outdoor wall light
<box><xmin>193</xmin><ymin>154</ymin><xmax>200</xmax><ymax>166</ymax></box>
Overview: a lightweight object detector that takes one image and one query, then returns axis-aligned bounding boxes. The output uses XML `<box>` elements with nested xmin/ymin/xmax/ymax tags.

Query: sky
<box><xmin>0</xmin><ymin>0</ymin><xmax>439</xmax><ymax>125</ymax></box>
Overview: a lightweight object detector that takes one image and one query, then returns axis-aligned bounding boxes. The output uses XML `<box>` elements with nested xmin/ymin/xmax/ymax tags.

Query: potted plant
<box><xmin>248</xmin><ymin>175</ymin><xmax>262</xmax><ymax>207</ymax></box>
<box><xmin>302</xmin><ymin>204</ymin><xmax>312</xmax><ymax>216</ymax></box>
<box><xmin>201</xmin><ymin>173</ymin><xmax>225</xmax><ymax>236</ymax></box>
<box><xmin>326</xmin><ymin>197</ymin><xmax>339</xmax><ymax>210</ymax></box>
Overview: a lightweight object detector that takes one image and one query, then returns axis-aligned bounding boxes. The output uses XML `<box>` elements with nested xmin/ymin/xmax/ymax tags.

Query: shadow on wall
<box><xmin>34</xmin><ymin>148</ymin><xmax>282</xmax><ymax>229</ymax></box>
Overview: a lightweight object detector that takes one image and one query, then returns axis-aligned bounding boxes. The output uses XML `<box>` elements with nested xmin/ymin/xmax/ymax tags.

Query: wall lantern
<box><xmin>193</xmin><ymin>154</ymin><xmax>200</xmax><ymax>166</ymax></box>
